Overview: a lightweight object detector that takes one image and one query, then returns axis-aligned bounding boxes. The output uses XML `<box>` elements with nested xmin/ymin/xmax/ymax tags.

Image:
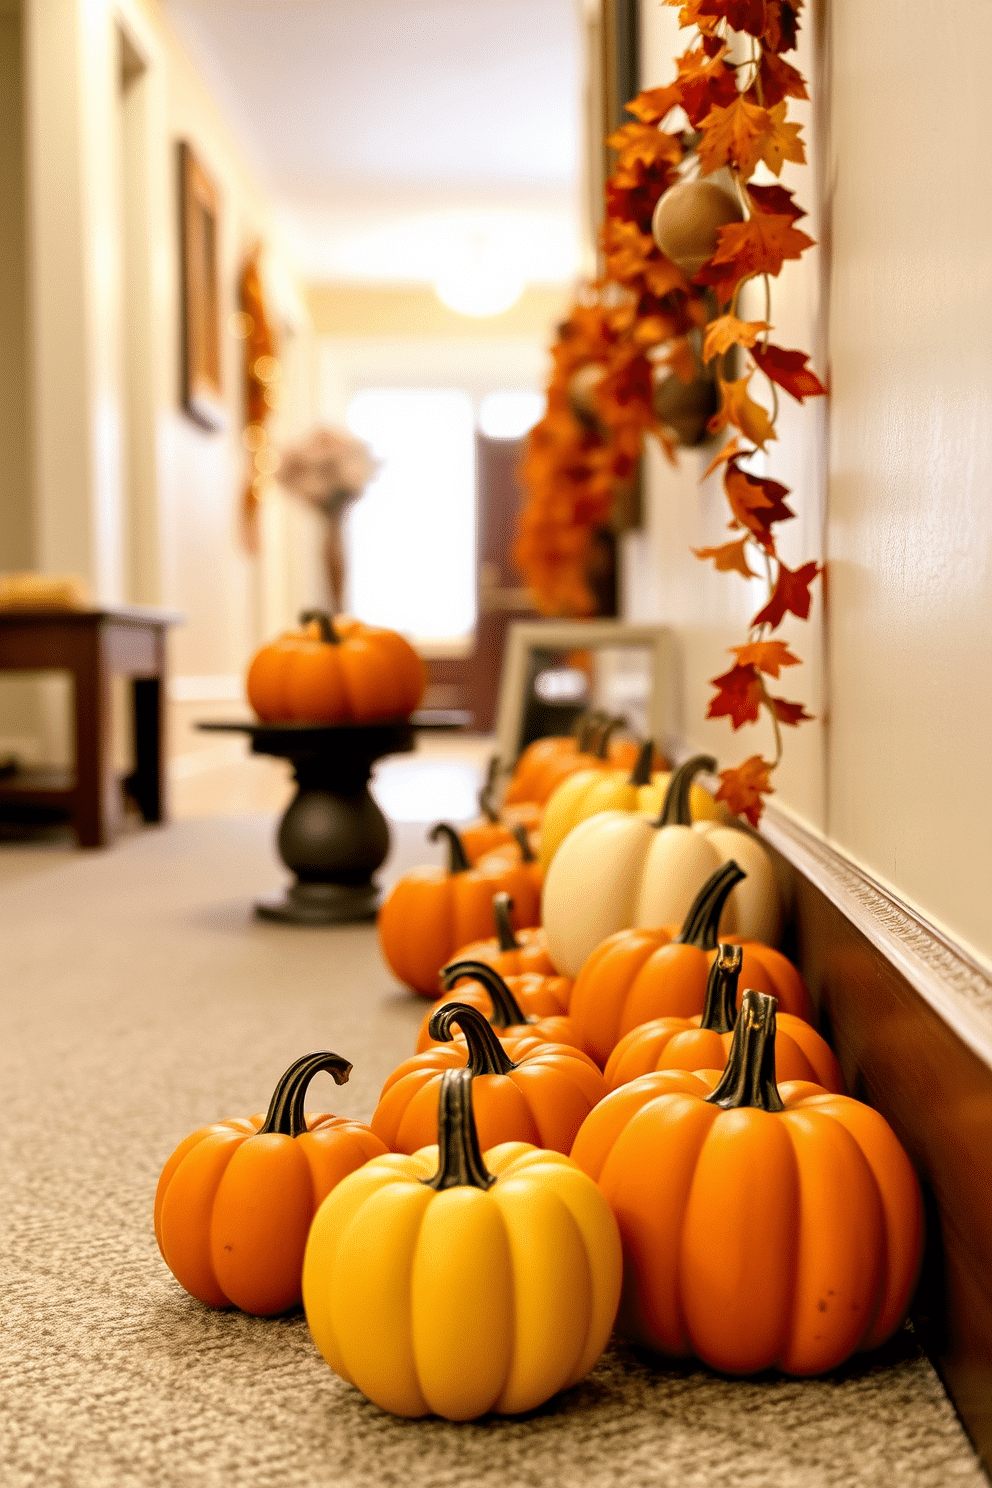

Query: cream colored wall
<box><xmin>632</xmin><ymin>2</ymin><xmax>992</xmax><ymax>965</ymax></box>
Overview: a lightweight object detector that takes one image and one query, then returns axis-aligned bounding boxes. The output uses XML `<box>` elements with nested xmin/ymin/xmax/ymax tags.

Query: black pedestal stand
<box><xmin>197</xmin><ymin>718</ymin><xmax>415</xmax><ymax>925</ymax></box>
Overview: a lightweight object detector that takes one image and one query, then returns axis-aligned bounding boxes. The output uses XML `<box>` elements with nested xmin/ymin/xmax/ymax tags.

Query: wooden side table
<box><xmin>0</xmin><ymin>606</ymin><xmax>182</xmax><ymax>847</ymax></box>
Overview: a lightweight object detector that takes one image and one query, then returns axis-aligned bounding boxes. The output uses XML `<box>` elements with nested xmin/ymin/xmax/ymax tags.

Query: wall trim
<box><xmin>761</xmin><ymin>801</ymin><xmax>992</xmax><ymax>1073</ymax></box>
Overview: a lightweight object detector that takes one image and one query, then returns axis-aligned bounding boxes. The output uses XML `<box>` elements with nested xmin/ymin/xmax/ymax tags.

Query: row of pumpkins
<box><xmin>158</xmin><ymin>623</ymin><xmax>924</xmax><ymax>1421</ymax></box>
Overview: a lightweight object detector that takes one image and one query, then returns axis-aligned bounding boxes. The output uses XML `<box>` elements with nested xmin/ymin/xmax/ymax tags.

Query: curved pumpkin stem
<box><xmin>652</xmin><ymin>753</ymin><xmax>717</xmax><ymax>828</ymax></box>
<box><xmin>478</xmin><ymin>755</ymin><xmax>502</xmax><ymax>823</ymax></box>
<box><xmin>299</xmin><ymin>609</ymin><xmax>340</xmax><ymax>645</ymax></box>
<box><xmin>429</xmin><ymin>822</ymin><xmax>472</xmax><ymax>874</ymax></box>
<box><xmin>629</xmin><ymin>738</ymin><xmax>655</xmax><ymax>787</ymax></box>
<box><xmin>576</xmin><ymin>712</ymin><xmax>604</xmax><ymax>752</ymax></box>
<box><xmin>700</xmin><ymin>943</ymin><xmax>743</xmax><ymax>1034</ymax></box>
<box><xmin>511</xmin><ymin>822</ymin><xmax>536</xmax><ymax>864</ymax></box>
<box><xmin>491</xmin><ymin>891</ymin><xmax>520</xmax><ymax>951</ymax></box>
<box><xmin>422</xmin><ymin>1068</ymin><xmax>496</xmax><ymax>1192</ymax></box>
<box><xmin>594</xmin><ymin>715</ymin><xmax>626</xmax><ymax>760</ymax></box>
<box><xmin>428</xmin><ymin>1001</ymin><xmax>517</xmax><ymax>1075</ymax></box>
<box><xmin>706</xmin><ymin>988</ymin><xmax>784</xmax><ymax>1112</ymax></box>
<box><xmin>675</xmin><ymin>860</ymin><xmax>746</xmax><ymax>950</ymax></box>
<box><xmin>441</xmin><ymin>960</ymin><xmax>529</xmax><ymax>1030</ymax></box>
<box><xmin>258</xmin><ymin>1051</ymin><xmax>353</xmax><ymax>1139</ymax></box>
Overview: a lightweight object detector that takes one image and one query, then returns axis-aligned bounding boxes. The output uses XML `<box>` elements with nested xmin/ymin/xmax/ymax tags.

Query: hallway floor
<box><xmin>0</xmin><ymin>739</ymin><xmax>984</xmax><ymax>1487</ymax></box>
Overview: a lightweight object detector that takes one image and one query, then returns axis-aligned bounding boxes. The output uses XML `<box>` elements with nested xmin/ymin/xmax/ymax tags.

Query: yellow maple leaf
<box><xmin>702</xmin><ymin>316</ymin><xmax>771</xmax><ymax>363</ymax></box>
<box><xmin>759</xmin><ymin>101</ymin><xmax>806</xmax><ymax>176</ymax></box>
<box><xmin>709</xmin><ymin>375</ymin><xmax>777</xmax><ymax>449</ymax></box>
<box><xmin>697</xmin><ymin>97</ymin><xmax>772</xmax><ymax>181</ymax></box>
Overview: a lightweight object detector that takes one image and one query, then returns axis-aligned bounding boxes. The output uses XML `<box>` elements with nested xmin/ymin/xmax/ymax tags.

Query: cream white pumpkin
<box><xmin>541</xmin><ymin>755</ymin><xmax>780</xmax><ymax>978</ymax></box>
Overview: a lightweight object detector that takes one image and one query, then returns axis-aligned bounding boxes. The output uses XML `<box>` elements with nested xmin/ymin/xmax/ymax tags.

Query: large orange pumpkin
<box><xmin>372</xmin><ymin>1002</ymin><xmax>606</xmax><ymax>1155</ymax></box>
<box><xmin>154</xmin><ymin>1052</ymin><xmax>386</xmax><ymax>1315</ymax></box>
<box><xmin>604</xmin><ymin>943</ymin><xmax>842</xmax><ymax>1093</ymax></box>
<box><xmin>569</xmin><ymin>860</ymin><xmax>810</xmax><ymax>1068</ymax></box>
<box><xmin>378</xmin><ymin>825</ymin><xmax>541</xmax><ymax>996</ymax></box>
<box><xmin>571</xmin><ymin>991</ymin><xmax>924</xmax><ymax>1375</ymax></box>
<box><xmin>246</xmin><ymin>609</ymin><xmax>426</xmax><ymax>724</ymax></box>
<box><xmin>414</xmin><ymin>960</ymin><xmax>579</xmax><ymax>1054</ymax></box>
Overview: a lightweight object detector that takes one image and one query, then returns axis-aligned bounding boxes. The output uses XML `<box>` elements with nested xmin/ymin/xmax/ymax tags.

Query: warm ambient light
<box><xmin>433</xmin><ymin>231</ymin><xmax>525</xmax><ymax>318</ymax></box>
<box><xmin>478</xmin><ymin>390</ymin><xmax>545</xmax><ymax>439</ymax></box>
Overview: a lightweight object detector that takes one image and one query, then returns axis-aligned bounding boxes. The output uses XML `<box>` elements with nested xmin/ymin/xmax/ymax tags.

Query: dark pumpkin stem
<box><xmin>700</xmin><ymin>943</ymin><xmax>743</xmax><ymax>1034</ymax></box>
<box><xmin>653</xmin><ymin>753</ymin><xmax>717</xmax><ymax>827</ymax></box>
<box><xmin>576</xmin><ymin>712</ymin><xmax>603</xmax><ymax>752</ymax></box>
<box><xmin>441</xmin><ymin>960</ymin><xmax>529</xmax><ymax>1030</ymax></box>
<box><xmin>491</xmin><ymin>891</ymin><xmax>520</xmax><ymax>951</ymax></box>
<box><xmin>429</xmin><ymin>822</ymin><xmax>472</xmax><ymax>874</ymax></box>
<box><xmin>511</xmin><ymin>822</ymin><xmax>535</xmax><ymax>863</ymax></box>
<box><xmin>675</xmin><ymin>860</ymin><xmax>746</xmax><ymax>950</ymax></box>
<box><xmin>428</xmin><ymin>1001</ymin><xmax>517</xmax><ymax>1075</ymax></box>
<box><xmin>630</xmin><ymin>738</ymin><xmax>655</xmax><ymax>787</ymax></box>
<box><xmin>299</xmin><ymin>609</ymin><xmax>339</xmax><ymax>645</ymax></box>
<box><xmin>706</xmin><ymin>989</ymin><xmax>784</xmax><ymax>1112</ymax></box>
<box><xmin>258</xmin><ymin>1051</ymin><xmax>353</xmax><ymax>1139</ymax></box>
<box><xmin>478</xmin><ymin>755</ymin><xmax>501</xmax><ymax>823</ymax></box>
<box><xmin>595</xmin><ymin>716</ymin><xmax>626</xmax><ymax>760</ymax></box>
<box><xmin>422</xmin><ymin>1068</ymin><xmax>495</xmax><ymax>1192</ymax></box>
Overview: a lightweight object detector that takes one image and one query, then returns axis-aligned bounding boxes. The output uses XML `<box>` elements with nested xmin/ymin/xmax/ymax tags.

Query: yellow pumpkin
<box><xmin>302</xmin><ymin>1067</ymin><xmax>622</xmax><ymax>1419</ymax></box>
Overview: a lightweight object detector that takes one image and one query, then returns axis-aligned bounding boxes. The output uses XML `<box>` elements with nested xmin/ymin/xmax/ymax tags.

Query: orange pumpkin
<box><xmin>154</xmin><ymin>1052</ymin><xmax>386</xmax><ymax>1315</ymax></box>
<box><xmin>415</xmin><ymin>960</ymin><xmax>580</xmax><ymax>1054</ymax></box>
<box><xmin>378</xmin><ymin>824</ymin><xmax>541</xmax><ymax>996</ymax></box>
<box><xmin>446</xmin><ymin>892</ymin><xmax>562</xmax><ymax>980</ymax></box>
<box><xmin>503</xmin><ymin>715</ymin><xmax>620</xmax><ymax>807</ymax></box>
<box><xmin>246</xmin><ymin>609</ymin><xmax>426</xmax><ymax>724</ymax></box>
<box><xmin>459</xmin><ymin>757</ymin><xmax>521</xmax><ymax>862</ymax></box>
<box><xmin>570</xmin><ymin>861</ymin><xmax>811</xmax><ymax>1067</ymax></box>
<box><xmin>604</xmin><ymin>943</ymin><xmax>843</xmax><ymax>1093</ymax></box>
<box><xmin>478</xmin><ymin>824</ymin><xmax>543</xmax><ymax>897</ymax></box>
<box><xmin>372</xmin><ymin>1002</ymin><xmax>606</xmax><ymax>1155</ymax></box>
<box><xmin>571</xmin><ymin>991</ymin><xmax>924</xmax><ymax>1375</ymax></box>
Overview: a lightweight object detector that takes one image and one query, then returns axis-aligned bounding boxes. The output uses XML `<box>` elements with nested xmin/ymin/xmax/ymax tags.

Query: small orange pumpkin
<box><xmin>415</xmin><ymin>960</ymin><xmax>580</xmax><ymax>1054</ymax></box>
<box><xmin>571</xmin><ymin>991</ymin><xmax>924</xmax><ymax>1376</ymax></box>
<box><xmin>503</xmin><ymin>715</ymin><xmax>621</xmax><ymax>807</ymax></box>
<box><xmin>372</xmin><ymin>1002</ymin><xmax>606</xmax><ymax>1155</ymax></box>
<box><xmin>378</xmin><ymin>824</ymin><xmax>541</xmax><ymax>996</ymax></box>
<box><xmin>447</xmin><ymin>892</ymin><xmax>561</xmax><ymax>980</ymax></box>
<box><xmin>154</xmin><ymin>1052</ymin><xmax>386</xmax><ymax>1315</ymax></box>
<box><xmin>246</xmin><ymin>609</ymin><xmax>426</xmax><ymax>724</ymax></box>
<box><xmin>604</xmin><ymin>943</ymin><xmax>843</xmax><ymax>1093</ymax></box>
<box><xmin>570</xmin><ymin>861</ymin><xmax>810</xmax><ymax>1068</ymax></box>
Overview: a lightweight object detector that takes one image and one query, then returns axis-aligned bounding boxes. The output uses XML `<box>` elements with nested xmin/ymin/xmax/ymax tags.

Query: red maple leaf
<box><xmin>764</xmin><ymin>0</ymin><xmax>801</xmax><ymax>53</ymax></box>
<box><xmin>751</xmin><ymin>558</ymin><xmax>821</xmax><ymax>628</ymax></box>
<box><xmin>754</xmin><ymin>50</ymin><xmax>808</xmax><ymax>107</ymax></box>
<box><xmin>715</xmin><ymin>754</ymin><xmax>774</xmax><ymax>826</ymax></box>
<box><xmin>725</xmin><ymin>462</ymin><xmax>794</xmax><ymax>549</ymax></box>
<box><xmin>770</xmin><ymin>695</ymin><xmax>814</xmax><ymax>725</ymax></box>
<box><xmin>750</xmin><ymin>342</ymin><xmax>827</xmax><ymax>402</ymax></box>
<box><xmin>707</xmin><ymin>663</ymin><xmax>764</xmax><ymax>728</ymax></box>
<box><xmin>746</xmin><ymin>183</ymin><xmax>806</xmax><ymax>222</ymax></box>
<box><xmin>696</xmin><ymin>0</ymin><xmax>767</xmax><ymax>34</ymax></box>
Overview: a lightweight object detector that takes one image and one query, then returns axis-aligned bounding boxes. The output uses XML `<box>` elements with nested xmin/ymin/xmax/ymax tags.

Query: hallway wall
<box><xmin>629</xmin><ymin>1</ymin><xmax>992</xmax><ymax>965</ymax></box>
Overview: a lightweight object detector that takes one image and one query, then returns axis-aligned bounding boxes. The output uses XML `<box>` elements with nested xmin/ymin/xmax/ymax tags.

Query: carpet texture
<box><xmin>0</xmin><ymin>816</ymin><xmax>985</xmax><ymax>1488</ymax></box>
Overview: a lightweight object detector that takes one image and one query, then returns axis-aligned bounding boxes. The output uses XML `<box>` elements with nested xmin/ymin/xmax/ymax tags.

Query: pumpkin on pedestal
<box><xmin>571</xmin><ymin>990</ymin><xmax>924</xmax><ymax>1375</ymax></box>
<box><xmin>246</xmin><ymin>610</ymin><xmax>426</xmax><ymax>723</ymax></box>
<box><xmin>154</xmin><ymin>1052</ymin><xmax>386</xmax><ymax>1316</ymax></box>
<box><xmin>302</xmin><ymin>1066</ymin><xmax>623</xmax><ymax>1419</ymax></box>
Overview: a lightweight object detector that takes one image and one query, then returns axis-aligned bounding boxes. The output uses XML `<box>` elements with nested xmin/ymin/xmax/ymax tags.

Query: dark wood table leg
<box><xmin>130</xmin><ymin>674</ymin><xmax>164</xmax><ymax>822</ymax></box>
<box><xmin>71</xmin><ymin>626</ymin><xmax>114</xmax><ymax>848</ymax></box>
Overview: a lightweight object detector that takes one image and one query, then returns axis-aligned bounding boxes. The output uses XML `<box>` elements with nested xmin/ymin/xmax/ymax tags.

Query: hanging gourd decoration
<box><xmin>378</xmin><ymin>824</ymin><xmax>541</xmax><ymax>997</ymax></box>
<box><xmin>153</xmin><ymin>1052</ymin><xmax>387</xmax><ymax>1316</ymax></box>
<box><xmin>303</xmin><ymin>1066</ymin><xmax>623</xmax><ymax>1418</ymax></box>
<box><xmin>569</xmin><ymin>860</ymin><xmax>809</xmax><ymax>1068</ymax></box>
<box><xmin>651</xmin><ymin>178</ymin><xmax>744</xmax><ymax>277</ymax></box>
<box><xmin>571</xmin><ymin>991</ymin><xmax>924</xmax><ymax>1376</ymax></box>
<box><xmin>413</xmin><ymin>960</ymin><xmax>581</xmax><ymax>1056</ymax></box>
<box><xmin>542</xmin><ymin>754</ymin><xmax>780</xmax><ymax>978</ymax></box>
<box><xmin>446</xmin><ymin>892</ymin><xmax>562</xmax><ymax>982</ymax></box>
<box><xmin>604</xmin><ymin>944</ymin><xmax>842</xmax><ymax>1093</ymax></box>
<box><xmin>372</xmin><ymin>1002</ymin><xmax>606</xmax><ymax>1155</ymax></box>
<box><xmin>246</xmin><ymin>609</ymin><xmax>427</xmax><ymax>724</ymax></box>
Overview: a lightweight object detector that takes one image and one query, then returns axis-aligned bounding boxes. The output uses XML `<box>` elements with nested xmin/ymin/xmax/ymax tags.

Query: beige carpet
<box><xmin>0</xmin><ymin>814</ymin><xmax>985</xmax><ymax>1488</ymax></box>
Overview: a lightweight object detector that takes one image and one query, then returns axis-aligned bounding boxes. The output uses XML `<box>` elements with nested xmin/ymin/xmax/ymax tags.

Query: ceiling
<box><xmin>162</xmin><ymin>0</ymin><xmax>584</xmax><ymax>286</ymax></box>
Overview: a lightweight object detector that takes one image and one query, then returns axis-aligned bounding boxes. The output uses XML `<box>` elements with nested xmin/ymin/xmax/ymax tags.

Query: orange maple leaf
<box><xmin>730</xmin><ymin>639</ymin><xmax>800</xmax><ymax>676</ymax></box>
<box><xmin>606</xmin><ymin>123</ymin><xmax>683</xmax><ymax>175</ymax></box>
<box><xmin>697</xmin><ymin>96</ymin><xmax>773</xmax><ymax>180</ymax></box>
<box><xmin>716</xmin><ymin>754</ymin><xmax>774</xmax><ymax>827</ymax></box>
<box><xmin>664</xmin><ymin>337</ymin><xmax>698</xmax><ymax>384</ymax></box>
<box><xmin>750</xmin><ymin>342</ymin><xmax>827</xmax><ymax>402</ymax></box>
<box><xmin>675</xmin><ymin>44</ymin><xmax>738</xmax><ymax>125</ymax></box>
<box><xmin>751</xmin><ymin>558</ymin><xmax>821</xmax><ymax>628</ymax></box>
<box><xmin>760</xmin><ymin>101</ymin><xmax>806</xmax><ymax>175</ymax></box>
<box><xmin>709</xmin><ymin>376</ymin><xmax>777</xmax><ymax>449</ymax></box>
<box><xmin>770</xmin><ymin>695</ymin><xmax>815</xmax><ymax>725</ymax></box>
<box><xmin>706</xmin><ymin>214</ymin><xmax>815</xmax><ymax>283</ymax></box>
<box><xmin>708</xmin><ymin>663</ymin><xmax>764</xmax><ymax>729</ymax></box>
<box><xmin>702</xmin><ymin>435</ymin><xmax>745</xmax><ymax>481</ymax></box>
<box><xmin>693</xmin><ymin>539</ymin><xmax>758</xmax><ymax>578</ymax></box>
<box><xmin>625</xmin><ymin>84</ymin><xmax>683</xmax><ymax>126</ymax></box>
<box><xmin>702</xmin><ymin>315</ymin><xmax>770</xmax><ymax>363</ymax></box>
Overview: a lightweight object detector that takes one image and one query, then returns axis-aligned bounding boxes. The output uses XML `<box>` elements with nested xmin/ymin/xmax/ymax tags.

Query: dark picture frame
<box><xmin>178</xmin><ymin>141</ymin><xmax>225</xmax><ymax>430</ymax></box>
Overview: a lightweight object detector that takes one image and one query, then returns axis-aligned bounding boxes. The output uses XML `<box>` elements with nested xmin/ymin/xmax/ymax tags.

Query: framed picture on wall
<box><xmin>178</xmin><ymin>141</ymin><xmax>225</xmax><ymax>430</ymax></box>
